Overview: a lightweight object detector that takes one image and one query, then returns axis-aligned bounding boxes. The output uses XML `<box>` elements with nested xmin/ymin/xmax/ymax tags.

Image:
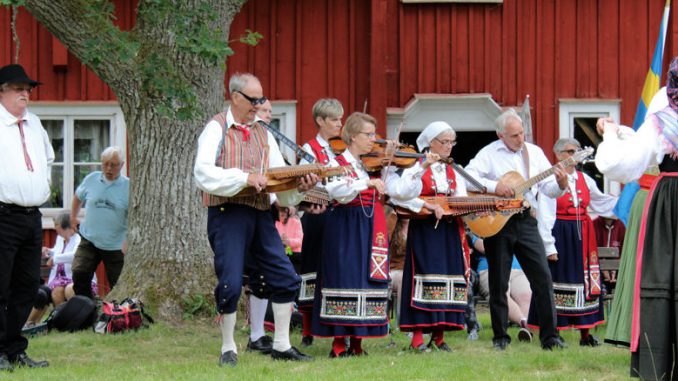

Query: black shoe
<box><xmin>347</xmin><ymin>348</ymin><xmax>368</xmax><ymax>356</ymax></box>
<box><xmin>9</xmin><ymin>352</ymin><xmax>49</xmax><ymax>368</ymax></box>
<box><xmin>218</xmin><ymin>351</ymin><xmax>238</xmax><ymax>367</ymax></box>
<box><xmin>247</xmin><ymin>335</ymin><xmax>273</xmax><ymax>354</ymax></box>
<box><xmin>493</xmin><ymin>338</ymin><xmax>510</xmax><ymax>351</ymax></box>
<box><xmin>271</xmin><ymin>346</ymin><xmax>312</xmax><ymax>361</ymax></box>
<box><xmin>328</xmin><ymin>350</ymin><xmax>351</xmax><ymax>358</ymax></box>
<box><xmin>542</xmin><ymin>337</ymin><xmax>567</xmax><ymax>350</ymax></box>
<box><xmin>517</xmin><ymin>328</ymin><xmax>533</xmax><ymax>343</ymax></box>
<box><xmin>428</xmin><ymin>341</ymin><xmax>453</xmax><ymax>352</ymax></box>
<box><xmin>579</xmin><ymin>335</ymin><xmax>600</xmax><ymax>347</ymax></box>
<box><xmin>301</xmin><ymin>335</ymin><xmax>314</xmax><ymax>347</ymax></box>
<box><xmin>409</xmin><ymin>343</ymin><xmax>431</xmax><ymax>353</ymax></box>
<box><xmin>0</xmin><ymin>354</ymin><xmax>13</xmax><ymax>372</ymax></box>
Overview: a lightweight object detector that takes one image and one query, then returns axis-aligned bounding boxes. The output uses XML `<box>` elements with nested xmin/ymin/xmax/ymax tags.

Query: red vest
<box><xmin>420</xmin><ymin>163</ymin><xmax>457</xmax><ymax>196</ymax></box>
<box><xmin>556</xmin><ymin>171</ymin><xmax>590</xmax><ymax>217</ymax></box>
<box><xmin>306</xmin><ymin>137</ymin><xmax>331</xmax><ymax>165</ymax></box>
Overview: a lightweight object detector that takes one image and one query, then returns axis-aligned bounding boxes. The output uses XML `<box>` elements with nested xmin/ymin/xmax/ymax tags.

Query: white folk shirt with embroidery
<box><xmin>0</xmin><ymin>103</ymin><xmax>55</xmax><ymax>207</ymax></box>
<box><xmin>390</xmin><ymin>161</ymin><xmax>468</xmax><ymax>213</ymax></box>
<box><xmin>193</xmin><ymin>107</ymin><xmax>303</xmax><ymax>206</ymax></box>
<box><xmin>596</xmin><ymin>87</ymin><xmax>673</xmax><ymax>183</ymax></box>
<box><xmin>324</xmin><ymin>150</ymin><xmax>425</xmax><ymax>204</ymax></box>
<box><xmin>465</xmin><ymin>140</ymin><xmax>566</xmax><ymax>254</ymax></box>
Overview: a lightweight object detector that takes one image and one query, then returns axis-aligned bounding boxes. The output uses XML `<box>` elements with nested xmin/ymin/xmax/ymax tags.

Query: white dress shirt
<box><xmin>194</xmin><ymin>107</ymin><xmax>303</xmax><ymax>206</ymax></box>
<box><xmin>465</xmin><ymin>140</ymin><xmax>566</xmax><ymax>254</ymax></box>
<box><xmin>596</xmin><ymin>87</ymin><xmax>673</xmax><ymax>183</ymax></box>
<box><xmin>324</xmin><ymin>150</ymin><xmax>425</xmax><ymax>204</ymax></box>
<box><xmin>0</xmin><ymin>104</ymin><xmax>55</xmax><ymax>207</ymax></box>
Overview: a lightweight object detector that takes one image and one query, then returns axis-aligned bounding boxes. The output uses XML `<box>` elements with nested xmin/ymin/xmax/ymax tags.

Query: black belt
<box><xmin>0</xmin><ymin>201</ymin><xmax>39</xmax><ymax>214</ymax></box>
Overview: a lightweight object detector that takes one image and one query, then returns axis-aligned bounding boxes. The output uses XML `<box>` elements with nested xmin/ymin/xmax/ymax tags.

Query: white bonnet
<box><xmin>416</xmin><ymin>121</ymin><xmax>454</xmax><ymax>151</ymax></box>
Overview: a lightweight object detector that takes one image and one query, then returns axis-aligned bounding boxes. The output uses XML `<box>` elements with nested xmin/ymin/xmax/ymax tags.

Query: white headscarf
<box><xmin>416</xmin><ymin>121</ymin><xmax>454</xmax><ymax>151</ymax></box>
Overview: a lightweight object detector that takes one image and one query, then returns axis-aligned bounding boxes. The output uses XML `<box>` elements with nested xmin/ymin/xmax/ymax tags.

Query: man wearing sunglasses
<box><xmin>0</xmin><ymin>64</ymin><xmax>54</xmax><ymax>371</ymax></box>
<box><xmin>194</xmin><ymin>73</ymin><xmax>316</xmax><ymax>367</ymax></box>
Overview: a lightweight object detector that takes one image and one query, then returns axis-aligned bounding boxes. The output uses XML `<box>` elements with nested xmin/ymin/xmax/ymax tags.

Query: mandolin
<box><xmin>395</xmin><ymin>195</ymin><xmax>527</xmax><ymax>219</ymax></box>
<box><xmin>236</xmin><ymin>163</ymin><xmax>351</xmax><ymax>195</ymax></box>
<box><xmin>463</xmin><ymin>147</ymin><xmax>594</xmax><ymax>238</ymax></box>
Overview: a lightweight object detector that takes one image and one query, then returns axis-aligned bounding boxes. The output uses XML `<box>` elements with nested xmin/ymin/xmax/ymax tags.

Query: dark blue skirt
<box><xmin>311</xmin><ymin>205</ymin><xmax>389</xmax><ymax>338</ymax></box>
<box><xmin>399</xmin><ymin>217</ymin><xmax>466</xmax><ymax>332</ymax></box>
<box><xmin>298</xmin><ymin>212</ymin><xmax>328</xmax><ymax>309</ymax></box>
<box><xmin>528</xmin><ymin>218</ymin><xmax>604</xmax><ymax>329</ymax></box>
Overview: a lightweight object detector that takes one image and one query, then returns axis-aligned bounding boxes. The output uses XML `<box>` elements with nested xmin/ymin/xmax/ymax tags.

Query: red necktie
<box><xmin>234</xmin><ymin>123</ymin><xmax>251</xmax><ymax>141</ymax></box>
<box><xmin>16</xmin><ymin>119</ymin><xmax>34</xmax><ymax>172</ymax></box>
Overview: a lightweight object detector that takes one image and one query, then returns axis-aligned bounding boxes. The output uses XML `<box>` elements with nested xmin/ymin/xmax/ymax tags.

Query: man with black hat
<box><xmin>0</xmin><ymin>64</ymin><xmax>54</xmax><ymax>371</ymax></box>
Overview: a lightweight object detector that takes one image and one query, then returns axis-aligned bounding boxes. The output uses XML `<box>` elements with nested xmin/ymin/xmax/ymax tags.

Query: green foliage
<box><xmin>0</xmin><ymin>0</ymin><xmax>24</xmax><ymax>6</ymax></box>
<box><xmin>238</xmin><ymin>29</ymin><xmax>263</xmax><ymax>46</ymax></box>
<box><xmin>182</xmin><ymin>294</ymin><xmax>215</xmax><ymax>320</ymax></box>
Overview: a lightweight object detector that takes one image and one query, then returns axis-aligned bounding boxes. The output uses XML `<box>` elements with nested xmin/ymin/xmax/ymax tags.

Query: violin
<box><xmin>328</xmin><ymin>136</ymin><xmax>452</xmax><ymax>172</ymax></box>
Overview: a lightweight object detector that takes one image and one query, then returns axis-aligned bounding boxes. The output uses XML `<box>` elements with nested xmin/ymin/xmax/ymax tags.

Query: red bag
<box><xmin>94</xmin><ymin>298</ymin><xmax>153</xmax><ymax>334</ymax></box>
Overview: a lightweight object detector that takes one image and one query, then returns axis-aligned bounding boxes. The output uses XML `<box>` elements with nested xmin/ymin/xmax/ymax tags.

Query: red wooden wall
<box><xmin>3</xmin><ymin>0</ymin><xmax>677</xmax><ymax>150</ymax></box>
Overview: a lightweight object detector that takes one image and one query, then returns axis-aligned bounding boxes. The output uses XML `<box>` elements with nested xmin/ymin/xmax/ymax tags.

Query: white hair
<box><xmin>494</xmin><ymin>109</ymin><xmax>523</xmax><ymax>134</ymax></box>
<box><xmin>101</xmin><ymin>146</ymin><xmax>123</xmax><ymax>162</ymax></box>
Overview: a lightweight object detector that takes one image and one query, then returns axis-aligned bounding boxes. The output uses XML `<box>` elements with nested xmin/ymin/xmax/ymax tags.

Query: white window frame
<box><xmin>270</xmin><ymin>101</ymin><xmax>298</xmax><ymax>164</ymax></box>
<box><xmin>558</xmin><ymin>99</ymin><xmax>621</xmax><ymax>195</ymax></box>
<box><xmin>30</xmin><ymin>102</ymin><xmax>127</xmax><ymax>227</ymax></box>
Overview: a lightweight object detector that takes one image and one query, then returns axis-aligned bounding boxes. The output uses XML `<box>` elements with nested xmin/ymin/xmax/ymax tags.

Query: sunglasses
<box><xmin>560</xmin><ymin>149</ymin><xmax>577</xmax><ymax>155</ymax></box>
<box><xmin>235</xmin><ymin>90</ymin><xmax>267</xmax><ymax>106</ymax></box>
<box><xmin>8</xmin><ymin>85</ymin><xmax>33</xmax><ymax>93</ymax></box>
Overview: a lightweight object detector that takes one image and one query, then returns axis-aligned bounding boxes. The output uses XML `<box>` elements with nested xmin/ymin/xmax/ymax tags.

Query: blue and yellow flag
<box><xmin>613</xmin><ymin>0</ymin><xmax>671</xmax><ymax>226</ymax></box>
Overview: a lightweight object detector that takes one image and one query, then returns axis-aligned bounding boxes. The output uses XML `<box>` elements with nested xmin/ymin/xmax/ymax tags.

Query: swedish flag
<box><xmin>613</xmin><ymin>0</ymin><xmax>671</xmax><ymax>225</ymax></box>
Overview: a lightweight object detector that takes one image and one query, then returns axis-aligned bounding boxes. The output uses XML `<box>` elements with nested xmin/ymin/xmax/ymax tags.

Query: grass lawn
<box><xmin>9</xmin><ymin>312</ymin><xmax>632</xmax><ymax>380</ymax></box>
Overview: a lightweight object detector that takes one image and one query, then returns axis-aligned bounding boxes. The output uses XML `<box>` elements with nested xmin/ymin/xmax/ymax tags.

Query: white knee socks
<box><xmin>249</xmin><ymin>295</ymin><xmax>268</xmax><ymax>341</ymax></box>
<box><xmin>271</xmin><ymin>302</ymin><xmax>293</xmax><ymax>352</ymax></box>
<box><xmin>220</xmin><ymin>312</ymin><xmax>237</xmax><ymax>354</ymax></box>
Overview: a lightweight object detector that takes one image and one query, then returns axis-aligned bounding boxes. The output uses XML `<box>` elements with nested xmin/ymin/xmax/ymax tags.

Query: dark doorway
<box><xmin>399</xmin><ymin>130</ymin><xmax>497</xmax><ymax>167</ymax></box>
<box><xmin>572</xmin><ymin>117</ymin><xmax>603</xmax><ymax>191</ymax></box>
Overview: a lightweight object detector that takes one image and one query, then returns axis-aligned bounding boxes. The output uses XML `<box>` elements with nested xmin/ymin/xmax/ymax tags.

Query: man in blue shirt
<box><xmin>70</xmin><ymin>146</ymin><xmax>129</xmax><ymax>298</ymax></box>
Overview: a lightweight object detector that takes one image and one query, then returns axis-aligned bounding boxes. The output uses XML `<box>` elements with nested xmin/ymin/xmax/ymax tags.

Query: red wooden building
<box><xmin>2</xmin><ymin>0</ymin><xmax>677</xmax><ymax>248</ymax></box>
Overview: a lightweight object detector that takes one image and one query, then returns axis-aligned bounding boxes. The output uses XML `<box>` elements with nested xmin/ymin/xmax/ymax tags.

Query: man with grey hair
<box><xmin>70</xmin><ymin>146</ymin><xmax>129</xmax><ymax>299</ymax></box>
<box><xmin>194</xmin><ymin>72</ymin><xmax>316</xmax><ymax>367</ymax></box>
<box><xmin>465</xmin><ymin>109</ymin><xmax>569</xmax><ymax>351</ymax></box>
<box><xmin>0</xmin><ymin>63</ymin><xmax>53</xmax><ymax>370</ymax></box>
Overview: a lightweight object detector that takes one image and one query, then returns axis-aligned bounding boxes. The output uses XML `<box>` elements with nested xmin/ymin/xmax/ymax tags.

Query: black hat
<box><xmin>0</xmin><ymin>64</ymin><xmax>41</xmax><ymax>86</ymax></box>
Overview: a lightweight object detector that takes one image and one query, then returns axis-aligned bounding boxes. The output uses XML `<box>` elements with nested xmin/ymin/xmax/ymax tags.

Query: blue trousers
<box><xmin>208</xmin><ymin>204</ymin><xmax>300</xmax><ymax>314</ymax></box>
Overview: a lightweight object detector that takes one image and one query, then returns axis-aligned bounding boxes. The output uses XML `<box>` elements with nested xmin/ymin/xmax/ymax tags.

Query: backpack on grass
<box><xmin>46</xmin><ymin>295</ymin><xmax>98</xmax><ymax>332</ymax></box>
<box><xmin>94</xmin><ymin>298</ymin><xmax>154</xmax><ymax>334</ymax></box>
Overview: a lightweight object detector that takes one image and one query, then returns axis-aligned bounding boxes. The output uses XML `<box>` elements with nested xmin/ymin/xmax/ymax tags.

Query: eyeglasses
<box><xmin>434</xmin><ymin>138</ymin><xmax>457</xmax><ymax>147</ymax></box>
<box><xmin>235</xmin><ymin>90</ymin><xmax>267</xmax><ymax>106</ymax></box>
<box><xmin>358</xmin><ymin>131</ymin><xmax>377</xmax><ymax>138</ymax></box>
<box><xmin>560</xmin><ymin>149</ymin><xmax>577</xmax><ymax>155</ymax></box>
<box><xmin>8</xmin><ymin>85</ymin><xmax>32</xmax><ymax>93</ymax></box>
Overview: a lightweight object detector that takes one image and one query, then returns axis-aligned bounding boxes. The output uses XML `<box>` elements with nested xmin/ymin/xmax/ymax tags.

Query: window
<box><xmin>30</xmin><ymin>103</ymin><xmax>127</xmax><ymax>225</ymax></box>
<box><xmin>558</xmin><ymin>99</ymin><xmax>621</xmax><ymax>195</ymax></box>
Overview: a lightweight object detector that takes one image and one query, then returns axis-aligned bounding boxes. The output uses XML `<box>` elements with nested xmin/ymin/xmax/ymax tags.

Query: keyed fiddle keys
<box><xmin>236</xmin><ymin>163</ymin><xmax>352</xmax><ymax>195</ymax></box>
<box><xmin>395</xmin><ymin>195</ymin><xmax>528</xmax><ymax>219</ymax></box>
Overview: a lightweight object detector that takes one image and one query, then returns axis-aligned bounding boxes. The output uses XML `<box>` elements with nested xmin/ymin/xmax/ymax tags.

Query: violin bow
<box><xmin>380</xmin><ymin>121</ymin><xmax>404</xmax><ymax>184</ymax></box>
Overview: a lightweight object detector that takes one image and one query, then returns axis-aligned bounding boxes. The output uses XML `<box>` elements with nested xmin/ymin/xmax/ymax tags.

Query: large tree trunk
<box><xmin>23</xmin><ymin>0</ymin><xmax>248</xmax><ymax>319</ymax></box>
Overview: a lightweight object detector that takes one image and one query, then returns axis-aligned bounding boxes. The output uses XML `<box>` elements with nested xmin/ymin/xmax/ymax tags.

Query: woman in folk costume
<box><xmin>596</xmin><ymin>56</ymin><xmax>678</xmax><ymax>380</ymax></box>
<box><xmin>311</xmin><ymin>112</ymin><xmax>436</xmax><ymax>358</ymax></box>
<box><xmin>527</xmin><ymin>138</ymin><xmax>616</xmax><ymax>346</ymax></box>
<box><xmin>297</xmin><ymin>98</ymin><xmax>344</xmax><ymax>347</ymax></box>
<box><xmin>391</xmin><ymin>121</ymin><xmax>471</xmax><ymax>352</ymax></box>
